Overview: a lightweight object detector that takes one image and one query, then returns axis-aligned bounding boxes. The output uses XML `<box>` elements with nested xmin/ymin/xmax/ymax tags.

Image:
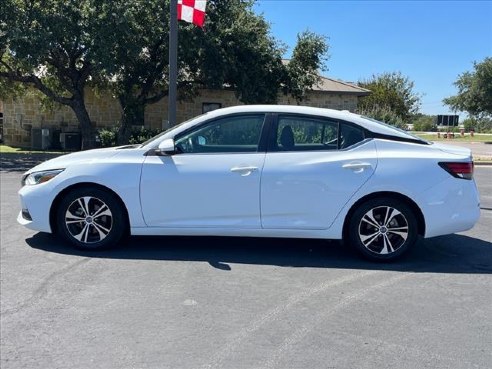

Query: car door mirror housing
<box><xmin>157</xmin><ymin>139</ymin><xmax>177</xmax><ymax>155</ymax></box>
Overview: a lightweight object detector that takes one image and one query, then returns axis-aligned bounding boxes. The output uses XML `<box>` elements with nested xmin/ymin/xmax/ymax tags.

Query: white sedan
<box><xmin>18</xmin><ymin>105</ymin><xmax>480</xmax><ymax>261</ymax></box>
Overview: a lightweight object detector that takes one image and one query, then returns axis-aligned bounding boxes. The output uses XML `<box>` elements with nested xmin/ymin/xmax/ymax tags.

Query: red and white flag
<box><xmin>177</xmin><ymin>0</ymin><xmax>207</xmax><ymax>28</ymax></box>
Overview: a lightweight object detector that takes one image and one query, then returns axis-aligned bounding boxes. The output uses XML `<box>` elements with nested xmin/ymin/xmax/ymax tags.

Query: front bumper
<box><xmin>17</xmin><ymin>183</ymin><xmax>56</xmax><ymax>233</ymax></box>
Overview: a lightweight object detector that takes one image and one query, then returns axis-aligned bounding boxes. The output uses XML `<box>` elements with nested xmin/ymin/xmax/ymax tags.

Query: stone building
<box><xmin>0</xmin><ymin>76</ymin><xmax>369</xmax><ymax>148</ymax></box>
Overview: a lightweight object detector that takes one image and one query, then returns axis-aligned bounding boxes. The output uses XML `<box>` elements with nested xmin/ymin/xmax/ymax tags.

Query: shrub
<box><xmin>412</xmin><ymin>115</ymin><xmax>435</xmax><ymax>132</ymax></box>
<box><xmin>98</xmin><ymin>127</ymin><xmax>118</xmax><ymax>147</ymax></box>
<box><xmin>356</xmin><ymin>106</ymin><xmax>406</xmax><ymax>129</ymax></box>
<box><xmin>128</xmin><ymin>127</ymin><xmax>162</xmax><ymax>145</ymax></box>
<box><xmin>97</xmin><ymin>126</ymin><xmax>163</xmax><ymax>147</ymax></box>
<box><xmin>463</xmin><ymin>117</ymin><xmax>492</xmax><ymax>133</ymax></box>
<box><xmin>413</xmin><ymin>120</ymin><xmax>434</xmax><ymax>132</ymax></box>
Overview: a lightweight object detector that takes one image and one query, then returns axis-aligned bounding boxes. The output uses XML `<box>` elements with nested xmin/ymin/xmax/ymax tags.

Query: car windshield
<box><xmin>361</xmin><ymin>115</ymin><xmax>431</xmax><ymax>144</ymax></box>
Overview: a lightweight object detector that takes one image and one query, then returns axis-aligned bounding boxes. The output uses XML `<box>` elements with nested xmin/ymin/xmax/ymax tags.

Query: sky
<box><xmin>253</xmin><ymin>0</ymin><xmax>492</xmax><ymax>117</ymax></box>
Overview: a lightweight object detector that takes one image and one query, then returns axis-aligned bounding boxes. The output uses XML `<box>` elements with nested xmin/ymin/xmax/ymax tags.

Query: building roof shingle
<box><xmin>313</xmin><ymin>76</ymin><xmax>371</xmax><ymax>95</ymax></box>
<box><xmin>281</xmin><ymin>59</ymin><xmax>370</xmax><ymax>96</ymax></box>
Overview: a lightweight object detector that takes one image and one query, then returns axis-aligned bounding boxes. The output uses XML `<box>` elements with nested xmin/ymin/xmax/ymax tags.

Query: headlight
<box><xmin>22</xmin><ymin>169</ymin><xmax>64</xmax><ymax>186</ymax></box>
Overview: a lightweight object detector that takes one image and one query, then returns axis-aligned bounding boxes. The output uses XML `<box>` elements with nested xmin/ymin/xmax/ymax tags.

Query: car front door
<box><xmin>140</xmin><ymin>114</ymin><xmax>267</xmax><ymax>228</ymax></box>
<box><xmin>261</xmin><ymin>114</ymin><xmax>378</xmax><ymax>230</ymax></box>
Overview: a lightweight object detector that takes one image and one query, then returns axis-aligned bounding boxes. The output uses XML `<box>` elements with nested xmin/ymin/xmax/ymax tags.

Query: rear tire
<box><xmin>56</xmin><ymin>187</ymin><xmax>126</xmax><ymax>250</ymax></box>
<box><xmin>348</xmin><ymin>198</ymin><xmax>418</xmax><ymax>261</ymax></box>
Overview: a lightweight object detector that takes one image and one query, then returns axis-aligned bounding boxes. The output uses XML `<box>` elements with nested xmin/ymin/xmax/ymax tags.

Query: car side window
<box><xmin>273</xmin><ymin>115</ymin><xmax>339</xmax><ymax>152</ymax></box>
<box><xmin>175</xmin><ymin>114</ymin><xmax>265</xmax><ymax>154</ymax></box>
<box><xmin>340</xmin><ymin>123</ymin><xmax>365</xmax><ymax>149</ymax></box>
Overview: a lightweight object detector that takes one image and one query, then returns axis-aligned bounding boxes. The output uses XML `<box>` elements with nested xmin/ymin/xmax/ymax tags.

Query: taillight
<box><xmin>439</xmin><ymin>162</ymin><xmax>474</xmax><ymax>180</ymax></box>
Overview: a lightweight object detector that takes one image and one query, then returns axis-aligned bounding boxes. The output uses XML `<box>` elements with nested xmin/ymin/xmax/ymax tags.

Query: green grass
<box><xmin>0</xmin><ymin>144</ymin><xmax>65</xmax><ymax>154</ymax></box>
<box><xmin>414</xmin><ymin>133</ymin><xmax>492</xmax><ymax>142</ymax></box>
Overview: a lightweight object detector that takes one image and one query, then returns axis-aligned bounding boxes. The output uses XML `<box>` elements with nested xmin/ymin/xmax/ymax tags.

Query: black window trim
<box><xmin>365</xmin><ymin>131</ymin><xmax>430</xmax><ymax>145</ymax></box>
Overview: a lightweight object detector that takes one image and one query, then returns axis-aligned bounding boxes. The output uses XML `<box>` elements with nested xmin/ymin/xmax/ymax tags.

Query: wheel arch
<box><xmin>49</xmin><ymin>182</ymin><xmax>130</xmax><ymax>235</ymax></box>
<box><xmin>342</xmin><ymin>191</ymin><xmax>426</xmax><ymax>240</ymax></box>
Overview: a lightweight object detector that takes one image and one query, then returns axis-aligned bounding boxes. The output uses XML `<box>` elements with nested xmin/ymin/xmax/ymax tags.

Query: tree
<box><xmin>443</xmin><ymin>57</ymin><xmax>492</xmax><ymax>118</ymax></box>
<box><xmin>0</xmin><ymin>78</ymin><xmax>25</xmax><ymax>101</ymax></box>
<box><xmin>0</xmin><ymin>0</ymin><xmax>125</xmax><ymax>149</ymax></box>
<box><xmin>99</xmin><ymin>0</ymin><xmax>173</xmax><ymax>144</ymax></box>
<box><xmin>285</xmin><ymin>31</ymin><xmax>329</xmax><ymax>101</ymax></box>
<box><xmin>1</xmin><ymin>0</ymin><xmax>329</xmax><ymax>146</ymax></box>
<box><xmin>357</xmin><ymin>72</ymin><xmax>421</xmax><ymax>122</ymax></box>
<box><xmin>107</xmin><ymin>0</ymin><xmax>329</xmax><ymax>143</ymax></box>
<box><xmin>411</xmin><ymin>113</ymin><xmax>435</xmax><ymax>132</ymax></box>
<box><xmin>462</xmin><ymin>117</ymin><xmax>492</xmax><ymax>133</ymax></box>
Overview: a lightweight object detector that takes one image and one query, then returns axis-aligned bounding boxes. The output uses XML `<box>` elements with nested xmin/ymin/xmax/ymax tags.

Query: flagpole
<box><xmin>168</xmin><ymin>0</ymin><xmax>178</xmax><ymax>127</ymax></box>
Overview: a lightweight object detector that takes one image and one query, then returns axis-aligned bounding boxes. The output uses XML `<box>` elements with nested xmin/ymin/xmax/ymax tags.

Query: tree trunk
<box><xmin>118</xmin><ymin>97</ymin><xmax>145</xmax><ymax>145</ymax></box>
<box><xmin>72</xmin><ymin>99</ymin><xmax>95</xmax><ymax>150</ymax></box>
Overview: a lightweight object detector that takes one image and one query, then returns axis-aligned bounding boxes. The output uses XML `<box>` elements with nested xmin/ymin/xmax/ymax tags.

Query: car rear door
<box><xmin>260</xmin><ymin>114</ymin><xmax>378</xmax><ymax>230</ymax></box>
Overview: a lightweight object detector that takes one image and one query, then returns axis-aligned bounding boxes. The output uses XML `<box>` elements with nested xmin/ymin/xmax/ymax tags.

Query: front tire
<box><xmin>56</xmin><ymin>187</ymin><xmax>126</xmax><ymax>250</ymax></box>
<box><xmin>348</xmin><ymin>198</ymin><xmax>418</xmax><ymax>261</ymax></box>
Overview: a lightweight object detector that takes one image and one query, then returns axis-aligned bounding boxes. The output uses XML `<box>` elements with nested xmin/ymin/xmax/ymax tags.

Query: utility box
<box><xmin>60</xmin><ymin>132</ymin><xmax>81</xmax><ymax>151</ymax></box>
<box><xmin>31</xmin><ymin>128</ymin><xmax>52</xmax><ymax>150</ymax></box>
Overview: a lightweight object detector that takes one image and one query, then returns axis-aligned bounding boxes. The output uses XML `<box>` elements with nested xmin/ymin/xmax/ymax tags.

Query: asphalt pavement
<box><xmin>1</xmin><ymin>164</ymin><xmax>491</xmax><ymax>369</ymax></box>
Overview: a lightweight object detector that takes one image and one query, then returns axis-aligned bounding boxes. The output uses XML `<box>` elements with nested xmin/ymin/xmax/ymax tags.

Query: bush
<box><xmin>463</xmin><ymin>117</ymin><xmax>492</xmax><ymax>133</ymax></box>
<box><xmin>413</xmin><ymin>120</ymin><xmax>434</xmax><ymax>132</ymax></box>
<box><xmin>356</xmin><ymin>106</ymin><xmax>406</xmax><ymax>129</ymax></box>
<box><xmin>97</xmin><ymin>126</ymin><xmax>163</xmax><ymax>147</ymax></box>
<box><xmin>98</xmin><ymin>127</ymin><xmax>118</xmax><ymax>147</ymax></box>
<box><xmin>412</xmin><ymin>115</ymin><xmax>435</xmax><ymax>132</ymax></box>
<box><xmin>128</xmin><ymin>127</ymin><xmax>162</xmax><ymax>145</ymax></box>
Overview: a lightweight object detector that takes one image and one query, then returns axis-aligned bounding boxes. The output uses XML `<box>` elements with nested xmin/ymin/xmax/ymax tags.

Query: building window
<box><xmin>202</xmin><ymin>102</ymin><xmax>222</xmax><ymax>114</ymax></box>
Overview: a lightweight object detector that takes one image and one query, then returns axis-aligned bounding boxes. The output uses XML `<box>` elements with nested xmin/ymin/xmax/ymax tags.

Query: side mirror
<box><xmin>157</xmin><ymin>138</ymin><xmax>176</xmax><ymax>155</ymax></box>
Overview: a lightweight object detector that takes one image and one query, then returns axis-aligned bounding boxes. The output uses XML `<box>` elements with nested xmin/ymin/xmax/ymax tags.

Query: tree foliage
<box><xmin>462</xmin><ymin>117</ymin><xmax>492</xmax><ymax>133</ymax></box>
<box><xmin>0</xmin><ymin>0</ymin><xmax>128</xmax><ymax>148</ymax></box>
<box><xmin>357</xmin><ymin>72</ymin><xmax>421</xmax><ymax>122</ymax></box>
<box><xmin>1</xmin><ymin>0</ymin><xmax>329</xmax><ymax>146</ymax></box>
<box><xmin>285</xmin><ymin>31</ymin><xmax>329</xmax><ymax>101</ymax></box>
<box><xmin>443</xmin><ymin>57</ymin><xmax>492</xmax><ymax>118</ymax></box>
<box><xmin>0</xmin><ymin>78</ymin><xmax>25</xmax><ymax>100</ymax></box>
<box><xmin>199</xmin><ymin>0</ymin><xmax>285</xmax><ymax>104</ymax></box>
<box><xmin>107</xmin><ymin>0</ymin><xmax>329</xmax><ymax>143</ymax></box>
<box><xmin>356</xmin><ymin>105</ymin><xmax>405</xmax><ymax>129</ymax></box>
<box><xmin>411</xmin><ymin>113</ymin><xmax>435</xmax><ymax>132</ymax></box>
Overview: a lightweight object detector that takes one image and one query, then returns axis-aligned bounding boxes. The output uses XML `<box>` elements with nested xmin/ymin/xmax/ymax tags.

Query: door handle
<box><xmin>342</xmin><ymin>162</ymin><xmax>372</xmax><ymax>173</ymax></box>
<box><xmin>230</xmin><ymin>166</ymin><xmax>258</xmax><ymax>176</ymax></box>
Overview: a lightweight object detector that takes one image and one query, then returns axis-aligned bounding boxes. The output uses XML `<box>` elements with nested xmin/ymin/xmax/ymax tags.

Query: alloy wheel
<box><xmin>358</xmin><ymin>205</ymin><xmax>409</xmax><ymax>255</ymax></box>
<box><xmin>65</xmin><ymin>196</ymin><xmax>113</xmax><ymax>244</ymax></box>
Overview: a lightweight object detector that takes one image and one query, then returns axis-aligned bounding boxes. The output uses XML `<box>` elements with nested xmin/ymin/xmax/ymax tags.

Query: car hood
<box><xmin>24</xmin><ymin>146</ymin><xmax>128</xmax><ymax>174</ymax></box>
<box><xmin>431</xmin><ymin>142</ymin><xmax>472</xmax><ymax>158</ymax></box>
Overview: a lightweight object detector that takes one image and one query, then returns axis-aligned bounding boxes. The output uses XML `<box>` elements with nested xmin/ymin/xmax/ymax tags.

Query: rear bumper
<box><xmin>420</xmin><ymin>178</ymin><xmax>480</xmax><ymax>238</ymax></box>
